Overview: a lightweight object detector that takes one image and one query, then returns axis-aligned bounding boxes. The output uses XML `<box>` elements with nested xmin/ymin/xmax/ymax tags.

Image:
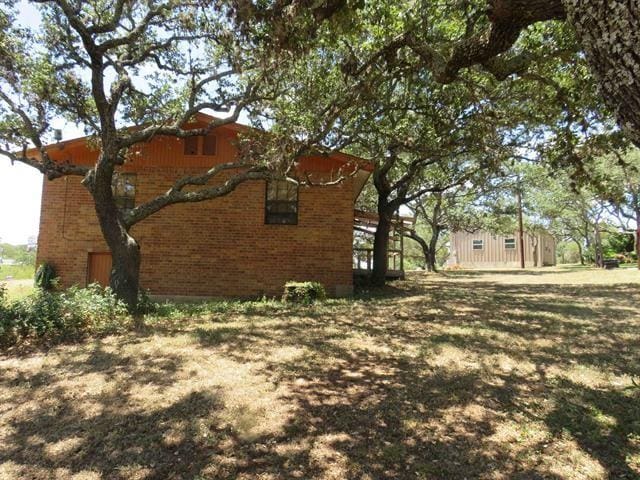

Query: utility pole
<box><xmin>516</xmin><ymin>187</ymin><xmax>525</xmax><ymax>269</ymax></box>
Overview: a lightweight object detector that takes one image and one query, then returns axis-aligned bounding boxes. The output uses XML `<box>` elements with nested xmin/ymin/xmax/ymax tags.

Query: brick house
<box><xmin>34</xmin><ymin>115</ymin><xmax>372</xmax><ymax>298</ymax></box>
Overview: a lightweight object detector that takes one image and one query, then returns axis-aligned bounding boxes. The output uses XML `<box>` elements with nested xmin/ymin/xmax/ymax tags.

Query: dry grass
<box><xmin>1</xmin><ymin>266</ymin><xmax>639</xmax><ymax>479</ymax></box>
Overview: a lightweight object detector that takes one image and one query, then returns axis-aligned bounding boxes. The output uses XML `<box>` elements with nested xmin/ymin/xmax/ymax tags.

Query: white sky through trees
<box><xmin>0</xmin><ymin>2</ymin><xmax>55</xmax><ymax>244</ymax></box>
<box><xmin>2</xmin><ymin>3</ymin><xmax>96</xmax><ymax>244</ymax></box>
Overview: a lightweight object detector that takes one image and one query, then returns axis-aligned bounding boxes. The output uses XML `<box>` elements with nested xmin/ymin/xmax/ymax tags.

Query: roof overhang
<box><xmin>354</xmin><ymin>209</ymin><xmax>416</xmax><ymax>233</ymax></box>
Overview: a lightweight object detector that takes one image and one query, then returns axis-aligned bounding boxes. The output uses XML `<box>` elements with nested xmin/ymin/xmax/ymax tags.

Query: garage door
<box><xmin>87</xmin><ymin>252</ymin><xmax>112</xmax><ymax>287</ymax></box>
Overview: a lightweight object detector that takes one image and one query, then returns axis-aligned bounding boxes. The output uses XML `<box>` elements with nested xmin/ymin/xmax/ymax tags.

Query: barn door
<box><xmin>87</xmin><ymin>252</ymin><xmax>112</xmax><ymax>287</ymax></box>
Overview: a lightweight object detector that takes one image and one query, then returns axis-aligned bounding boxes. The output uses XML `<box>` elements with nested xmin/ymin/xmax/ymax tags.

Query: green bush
<box><xmin>282</xmin><ymin>281</ymin><xmax>327</xmax><ymax>304</ymax></box>
<box><xmin>613</xmin><ymin>253</ymin><xmax>632</xmax><ymax>264</ymax></box>
<box><xmin>0</xmin><ymin>289</ymin><xmax>62</xmax><ymax>345</ymax></box>
<box><xmin>0</xmin><ymin>283</ymin><xmax>130</xmax><ymax>347</ymax></box>
<box><xmin>34</xmin><ymin>262</ymin><xmax>58</xmax><ymax>290</ymax></box>
<box><xmin>136</xmin><ymin>288</ymin><xmax>157</xmax><ymax>315</ymax></box>
<box><xmin>61</xmin><ymin>284</ymin><xmax>129</xmax><ymax>332</ymax></box>
<box><xmin>0</xmin><ymin>282</ymin><xmax>8</xmax><ymax>318</ymax></box>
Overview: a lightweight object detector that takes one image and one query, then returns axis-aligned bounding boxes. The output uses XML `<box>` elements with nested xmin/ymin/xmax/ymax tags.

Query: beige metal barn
<box><xmin>447</xmin><ymin>231</ymin><xmax>557</xmax><ymax>268</ymax></box>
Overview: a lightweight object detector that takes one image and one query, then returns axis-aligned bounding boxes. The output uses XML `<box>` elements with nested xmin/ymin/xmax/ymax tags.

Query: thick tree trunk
<box><xmin>594</xmin><ymin>223</ymin><xmax>604</xmax><ymax>268</ymax></box>
<box><xmin>564</xmin><ymin>1</ymin><xmax>640</xmax><ymax>148</ymax></box>
<box><xmin>108</xmin><ymin>235</ymin><xmax>141</xmax><ymax>311</ymax></box>
<box><xmin>405</xmin><ymin>230</ymin><xmax>432</xmax><ymax>271</ymax></box>
<box><xmin>371</xmin><ymin>217</ymin><xmax>392</xmax><ymax>286</ymax></box>
<box><xmin>427</xmin><ymin>248</ymin><xmax>437</xmax><ymax>272</ymax></box>
<box><xmin>427</xmin><ymin>228</ymin><xmax>440</xmax><ymax>272</ymax></box>
<box><xmin>635</xmin><ymin>205</ymin><xmax>640</xmax><ymax>270</ymax></box>
<box><xmin>371</xmin><ymin>198</ymin><xmax>393</xmax><ymax>287</ymax></box>
<box><xmin>87</xmin><ymin>158</ymin><xmax>141</xmax><ymax>311</ymax></box>
<box><xmin>575</xmin><ymin>240</ymin><xmax>584</xmax><ymax>265</ymax></box>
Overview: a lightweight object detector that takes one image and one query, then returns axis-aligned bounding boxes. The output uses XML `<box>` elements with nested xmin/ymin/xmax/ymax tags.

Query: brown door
<box><xmin>87</xmin><ymin>252</ymin><xmax>112</xmax><ymax>287</ymax></box>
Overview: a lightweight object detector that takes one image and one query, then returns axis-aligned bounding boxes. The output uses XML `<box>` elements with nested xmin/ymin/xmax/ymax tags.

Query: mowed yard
<box><xmin>1</xmin><ymin>267</ymin><xmax>639</xmax><ymax>479</ymax></box>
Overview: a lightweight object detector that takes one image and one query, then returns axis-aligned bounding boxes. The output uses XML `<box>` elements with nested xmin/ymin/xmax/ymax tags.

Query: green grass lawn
<box><xmin>1</xmin><ymin>266</ymin><xmax>639</xmax><ymax>479</ymax></box>
<box><xmin>620</xmin><ymin>262</ymin><xmax>638</xmax><ymax>269</ymax></box>
<box><xmin>1</xmin><ymin>265</ymin><xmax>35</xmax><ymax>301</ymax></box>
<box><xmin>3</xmin><ymin>279</ymin><xmax>35</xmax><ymax>302</ymax></box>
<box><xmin>0</xmin><ymin>264</ymin><xmax>35</xmax><ymax>281</ymax></box>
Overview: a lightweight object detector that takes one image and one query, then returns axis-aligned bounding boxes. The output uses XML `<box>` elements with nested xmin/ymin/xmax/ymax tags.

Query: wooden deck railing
<box><xmin>353</xmin><ymin>247</ymin><xmax>404</xmax><ymax>272</ymax></box>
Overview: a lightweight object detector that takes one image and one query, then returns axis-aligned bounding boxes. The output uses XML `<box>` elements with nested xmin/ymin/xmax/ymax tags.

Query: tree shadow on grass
<box><xmin>188</xmin><ymin>276</ymin><xmax>640</xmax><ymax>478</ymax></box>
<box><xmin>197</xmin><ymin>279</ymin><xmax>640</xmax><ymax>476</ymax></box>
<box><xmin>0</xmin><ymin>338</ymin><xmax>226</xmax><ymax>478</ymax></box>
<box><xmin>545</xmin><ymin>377</ymin><xmax>640</xmax><ymax>479</ymax></box>
<box><xmin>1</xmin><ymin>273</ymin><xmax>639</xmax><ymax>479</ymax></box>
<box><xmin>1</xmin><ymin>389</ymin><xmax>224</xmax><ymax>479</ymax></box>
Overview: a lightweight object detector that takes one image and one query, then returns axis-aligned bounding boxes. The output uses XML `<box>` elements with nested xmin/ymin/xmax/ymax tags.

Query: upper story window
<box><xmin>183</xmin><ymin>135</ymin><xmax>217</xmax><ymax>156</ymax></box>
<box><xmin>112</xmin><ymin>173</ymin><xmax>136</xmax><ymax>210</ymax></box>
<box><xmin>203</xmin><ymin>135</ymin><xmax>217</xmax><ymax>155</ymax></box>
<box><xmin>472</xmin><ymin>239</ymin><xmax>484</xmax><ymax>250</ymax></box>
<box><xmin>504</xmin><ymin>238</ymin><xmax>516</xmax><ymax>249</ymax></box>
<box><xmin>183</xmin><ymin>136</ymin><xmax>199</xmax><ymax>155</ymax></box>
<box><xmin>265</xmin><ymin>179</ymin><xmax>298</xmax><ymax>225</ymax></box>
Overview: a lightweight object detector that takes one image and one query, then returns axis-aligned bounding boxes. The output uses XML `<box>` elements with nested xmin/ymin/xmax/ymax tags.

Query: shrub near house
<box><xmin>0</xmin><ymin>283</ymin><xmax>131</xmax><ymax>346</ymax></box>
<box><xmin>282</xmin><ymin>281</ymin><xmax>327</xmax><ymax>304</ymax></box>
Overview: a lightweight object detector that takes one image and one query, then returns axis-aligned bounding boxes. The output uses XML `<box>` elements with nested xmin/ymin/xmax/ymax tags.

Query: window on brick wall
<box><xmin>112</xmin><ymin>173</ymin><xmax>136</xmax><ymax>210</ymax></box>
<box><xmin>265</xmin><ymin>179</ymin><xmax>298</xmax><ymax>225</ymax></box>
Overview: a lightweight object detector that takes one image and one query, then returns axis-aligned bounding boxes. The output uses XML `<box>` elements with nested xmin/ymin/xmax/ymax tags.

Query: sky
<box><xmin>0</xmin><ymin>161</ymin><xmax>42</xmax><ymax>244</ymax></box>
<box><xmin>0</xmin><ymin>2</ymin><xmax>43</xmax><ymax>245</ymax></box>
<box><xmin>1</xmin><ymin>3</ymin><xmax>97</xmax><ymax>245</ymax></box>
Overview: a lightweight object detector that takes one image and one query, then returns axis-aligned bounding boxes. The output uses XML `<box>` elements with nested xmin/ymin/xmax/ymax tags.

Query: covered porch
<box><xmin>353</xmin><ymin>210</ymin><xmax>415</xmax><ymax>280</ymax></box>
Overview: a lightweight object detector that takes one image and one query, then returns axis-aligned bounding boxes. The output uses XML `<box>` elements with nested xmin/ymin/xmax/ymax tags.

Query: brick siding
<box><xmin>36</xmin><ymin>132</ymin><xmax>356</xmax><ymax>298</ymax></box>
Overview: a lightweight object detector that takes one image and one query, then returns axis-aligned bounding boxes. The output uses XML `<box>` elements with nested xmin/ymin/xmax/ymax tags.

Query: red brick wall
<box><xmin>36</xmin><ymin>135</ymin><xmax>355</xmax><ymax>298</ymax></box>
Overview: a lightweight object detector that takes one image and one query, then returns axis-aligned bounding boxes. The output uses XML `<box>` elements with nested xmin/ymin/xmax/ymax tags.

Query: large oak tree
<box><xmin>0</xmin><ymin>0</ymin><xmax>354</xmax><ymax>310</ymax></box>
<box><xmin>403</xmin><ymin>1</ymin><xmax>640</xmax><ymax>146</ymax></box>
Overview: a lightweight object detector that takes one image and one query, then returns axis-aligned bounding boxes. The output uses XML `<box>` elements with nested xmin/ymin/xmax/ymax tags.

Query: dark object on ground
<box><xmin>603</xmin><ymin>259</ymin><xmax>620</xmax><ymax>269</ymax></box>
